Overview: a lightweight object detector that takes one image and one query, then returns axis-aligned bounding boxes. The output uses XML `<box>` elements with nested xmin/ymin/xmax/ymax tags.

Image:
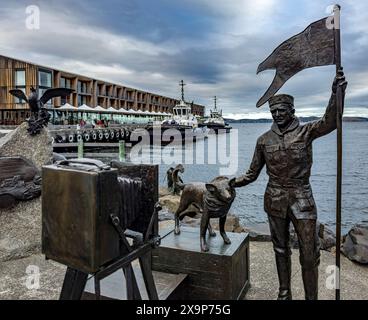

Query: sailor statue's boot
<box><xmin>302</xmin><ymin>267</ymin><xmax>318</xmax><ymax>300</ymax></box>
<box><xmin>276</xmin><ymin>255</ymin><xmax>292</xmax><ymax>300</ymax></box>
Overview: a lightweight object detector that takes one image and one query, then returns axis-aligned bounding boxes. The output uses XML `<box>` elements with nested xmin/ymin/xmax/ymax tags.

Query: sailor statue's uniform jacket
<box><xmin>234</xmin><ymin>94</ymin><xmax>337</xmax><ymax>220</ymax></box>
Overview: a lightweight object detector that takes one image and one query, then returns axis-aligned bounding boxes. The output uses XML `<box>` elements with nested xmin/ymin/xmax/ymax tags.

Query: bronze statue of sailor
<box><xmin>234</xmin><ymin>71</ymin><xmax>347</xmax><ymax>300</ymax></box>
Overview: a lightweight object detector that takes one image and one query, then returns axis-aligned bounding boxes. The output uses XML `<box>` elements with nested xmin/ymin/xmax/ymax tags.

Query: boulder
<box><xmin>180</xmin><ymin>213</ymin><xmax>243</xmax><ymax>233</ymax></box>
<box><xmin>0</xmin><ymin>122</ymin><xmax>53</xmax><ymax>169</ymax></box>
<box><xmin>0</xmin><ymin>123</ymin><xmax>53</xmax><ymax>262</ymax></box>
<box><xmin>159</xmin><ymin>187</ymin><xmax>171</xmax><ymax>197</ymax></box>
<box><xmin>342</xmin><ymin>223</ymin><xmax>368</xmax><ymax>264</ymax></box>
<box><xmin>0</xmin><ymin>198</ymin><xmax>42</xmax><ymax>262</ymax></box>
<box><xmin>319</xmin><ymin>223</ymin><xmax>337</xmax><ymax>250</ymax></box>
<box><xmin>211</xmin><ymin>214</ymin><xmax>242</xmax><ymax>232</ymax></box>
<box><xmin>159</xmin><ymin>194</ymin><xmax>181</xmax><ymax>213</ymax></box>
<box><xmin>0</xmin><ymin>157</ymin><xmax>42</xmax><ymax>209</ymax></box>
<box><xmin>243</xmin><ymin>226</ymin><xmax>272</xmax><ymax>242</ymax></box>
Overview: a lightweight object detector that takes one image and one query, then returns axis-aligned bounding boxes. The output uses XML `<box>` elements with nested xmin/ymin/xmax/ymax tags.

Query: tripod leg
<box><xmin>123</xmin><ymin>266</ymin><xmax>135</xmax><ymax>300</ymax></box>
<box><xmin>94</xmin><ymin>277</ymin><xmax>101</xmax><ymax>300</ymax></box>
<box><xmin>123</xmin><ymin>264</ymin><xmax>142</xmax><ymax>300</ymax></box>
<box><xmin>139</xmin><ymin>252</ymin><xmax>158</xmax><ymax>300</ymax></box>
<box><xmin>59</xmin><ymin>267</ymin><xmax>88</xmax><ymax>300</ymax></box>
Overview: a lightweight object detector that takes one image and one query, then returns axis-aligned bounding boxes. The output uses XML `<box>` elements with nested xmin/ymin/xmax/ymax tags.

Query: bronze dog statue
<box><xmin>174</xmin><ymin>176</ymin><xmax>236</xmax><ymax>252</ymax></box>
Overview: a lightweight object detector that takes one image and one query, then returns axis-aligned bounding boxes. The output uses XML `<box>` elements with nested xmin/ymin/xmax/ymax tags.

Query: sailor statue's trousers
<box><xmin>268</xmin><ymin>209</ymin><xmax>321</xmax><ymax>300</ymax></box>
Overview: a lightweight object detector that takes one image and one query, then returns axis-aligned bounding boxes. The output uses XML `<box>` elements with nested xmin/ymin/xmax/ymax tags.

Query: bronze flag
<box><xmin>256</xmin><ymin>17</ymin><xmax>336</xmax><ymax>108</ymax></box>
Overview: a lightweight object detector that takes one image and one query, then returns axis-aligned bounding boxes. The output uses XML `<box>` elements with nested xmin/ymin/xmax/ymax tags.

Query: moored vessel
<box><xmin>161</xmin><ymin>80</ymin><xmax>208</xmax><ymax>140</ymax></box>
<box><xmin>201</xmin><ymin>96</ymin><xmax>231</xmax><ymax>133</ymax></box>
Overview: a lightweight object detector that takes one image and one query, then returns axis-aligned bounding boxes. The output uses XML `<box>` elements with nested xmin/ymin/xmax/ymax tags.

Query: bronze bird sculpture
<box><xmin>9</xmin><ymin>86</ymin><xmax>74</xmax><ymax>135</ymax></box>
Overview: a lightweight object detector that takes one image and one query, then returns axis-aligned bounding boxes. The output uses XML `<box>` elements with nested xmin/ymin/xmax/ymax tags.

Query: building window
<box><xmin>78</xmin><ymin>81</ymin><xmax>87</xmax><ymax>93</ymax></box>
<box><xmin>14</xmin><ymin>69</ymin><xmax>26</xmax><ymax>103</ymax></box>
<box><xmin>78</xmin><ymin>95</ymin><xmax>87</xmax><ymax>106</ymax></box>
<box><xmin>60</xmin><ymin>77</ymin><xmax>71</xmax><ymax>105</ymax></box>
<box><xmin>15</xmin><ymin>69</ymin><xmax>25</xmax><ymax>86</ymax></box>
<box><xmin>38</xmin><ymin>69</ymin><xmax>52</xmax><ymax>105</ymax></box>
<box><xmin>60</xmin><ymin>77</ymin><xmax>71</xmax><ymax>89</ymax></box>
<box><xmin>98</xmin><ymin>84</ymin><xmax>104</xmax><ymax>96</ymax></box>
<box><xmin>39</xmin><ymin>70</ymin><xmax>52</xmax><ymax>87</ymax></box>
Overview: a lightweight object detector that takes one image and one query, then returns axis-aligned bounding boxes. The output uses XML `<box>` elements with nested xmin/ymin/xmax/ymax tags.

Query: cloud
<box><xmin>0</xmin><ymin>0</ymin><xmax>366</xmax><ymax>117</ymax></box>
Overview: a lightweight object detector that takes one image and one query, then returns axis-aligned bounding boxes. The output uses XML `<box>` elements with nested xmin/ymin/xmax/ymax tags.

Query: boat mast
<box><xmin>179</xmin><ymin>80</ymin><xmax>186</xmax><ymax>101</ymax></box>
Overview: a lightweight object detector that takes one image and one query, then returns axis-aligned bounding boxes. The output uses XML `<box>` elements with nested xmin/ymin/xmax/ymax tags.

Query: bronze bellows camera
<box><xmin>42</xmin><ymin>159</ymin><xmax>159</xmax><ymax>275</ymax></box>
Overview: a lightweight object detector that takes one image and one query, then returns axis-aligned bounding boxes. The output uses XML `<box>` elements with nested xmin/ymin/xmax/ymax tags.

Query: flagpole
<box><xmin>333</xmin><ymin>4</ymin><xmax>343</xmax><ymax>301</ymax></box>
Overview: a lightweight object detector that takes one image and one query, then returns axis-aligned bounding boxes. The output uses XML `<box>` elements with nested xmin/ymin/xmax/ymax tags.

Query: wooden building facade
<box><xmin>0</xmin><ymin>54</ymin><xmax>205</xmax><ymax>116</ymax></box>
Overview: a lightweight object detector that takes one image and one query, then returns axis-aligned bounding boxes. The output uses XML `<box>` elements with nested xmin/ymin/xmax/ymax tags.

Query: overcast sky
<box><xmin>0</xmin><ymin>0</ymin><xmax>367</xmax><ymax>118</ymax></box>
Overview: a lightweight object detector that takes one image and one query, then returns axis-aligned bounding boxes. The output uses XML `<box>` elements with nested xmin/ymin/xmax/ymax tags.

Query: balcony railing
<box><xmin>0</xmin><ymin>108</ymin><xmax>31</xmax><ymax>125</ymax></box>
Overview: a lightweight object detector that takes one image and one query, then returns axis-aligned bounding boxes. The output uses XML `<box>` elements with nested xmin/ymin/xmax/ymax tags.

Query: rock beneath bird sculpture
<box><xmin>0</xmin><ymin>197</ymin><xmax>42</xmax><ymax>262</ymax></box>
<box><xmin>0</xmin><ymin>122</ymin><xmax>53</xmax><ymax>262</ymax></box>
<box><xmin>0</xmin><ymin>157</ymin><xmax>42</xmax><ymax>209</ymax></box>
<box><xmin>0</xmin><ymin>122</ymin><xmax>53</xmax><ymax>169</ymax></box>
<box><xmin>342</xmin><ymin>223</ymin><xmax>368</xmax><ymax>264</ymax></box>
<box><xmin>289</xmin><ymin>221</ymin><xmax>336</xmax><ymax>251</ymax></box>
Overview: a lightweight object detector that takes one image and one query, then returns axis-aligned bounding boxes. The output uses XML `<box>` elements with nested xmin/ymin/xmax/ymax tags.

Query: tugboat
<box><xmin>161</xmin><ymin>80</ymin><xmax>208</xmax><ymax>139</ymax></box>
<box><xmin>202</xmin><ymin>96</ymin><xmax>231</xmax><ymax>133</ymax></box>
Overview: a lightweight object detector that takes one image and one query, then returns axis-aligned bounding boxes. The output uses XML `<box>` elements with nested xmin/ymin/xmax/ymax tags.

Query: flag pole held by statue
<box><xmin>333</xmin><ymin>4</ymin><xmax>344</xmax><ymax>301</ymax></box>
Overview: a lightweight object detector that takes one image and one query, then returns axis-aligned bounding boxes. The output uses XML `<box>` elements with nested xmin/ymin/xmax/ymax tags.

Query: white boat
<box><xmin>162</xmin><ymin>80</ymin><xmax>208</xmax><ymax>137</ymax></box>
<box><xmin>203</xmin><ymin>96</ymin><xmax>231</xmax><ymax>133</ymax></box>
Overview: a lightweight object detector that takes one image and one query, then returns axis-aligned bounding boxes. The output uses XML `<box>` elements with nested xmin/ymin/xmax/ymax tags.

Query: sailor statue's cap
<box><xmin>268</xmin><ymin>94</ymin><xmax>294</xmax><ymax>109</ymax></box>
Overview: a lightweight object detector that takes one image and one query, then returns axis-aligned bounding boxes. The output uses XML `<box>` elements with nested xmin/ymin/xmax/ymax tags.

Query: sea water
<box><xmin>98</xmin><ymin>122</ymin><xmax>368</xmax><ymax>233</ymax></box>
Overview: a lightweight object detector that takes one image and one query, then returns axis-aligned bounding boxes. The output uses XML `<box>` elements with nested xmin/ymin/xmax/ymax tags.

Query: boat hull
<box><xmin>49</xmin><ymin>124</ymin><xmax>208</xmax><ymax>151</ymax></box>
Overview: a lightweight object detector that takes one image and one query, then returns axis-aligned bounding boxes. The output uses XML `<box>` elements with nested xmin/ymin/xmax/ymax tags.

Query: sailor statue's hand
<box><xmin>332</xmin><ymin>67</ymin><xmax>348</xmax><ymax>94</ymax></box>
<box><xmin>229</xmin><ymin>176</ymin><xmax>248</xmax><ymax>188</ymax></box>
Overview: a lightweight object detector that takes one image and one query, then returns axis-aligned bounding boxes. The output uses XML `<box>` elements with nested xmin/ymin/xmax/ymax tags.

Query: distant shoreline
<box><xmin>224</xmin><ymin>116</ymin><xmax>368</xmax><ymax>123</ymax></box>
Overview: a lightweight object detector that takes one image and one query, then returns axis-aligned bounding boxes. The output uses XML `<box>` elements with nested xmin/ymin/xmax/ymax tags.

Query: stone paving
<box><xmin>0</xmin><ymin>239</ymin><xmax>367</xmax><ymax>300</ymax></box>
<box><xmin>246</xmin><ymin>241</ymin><xmax>368</xmax><ymax>300</ymax></box>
